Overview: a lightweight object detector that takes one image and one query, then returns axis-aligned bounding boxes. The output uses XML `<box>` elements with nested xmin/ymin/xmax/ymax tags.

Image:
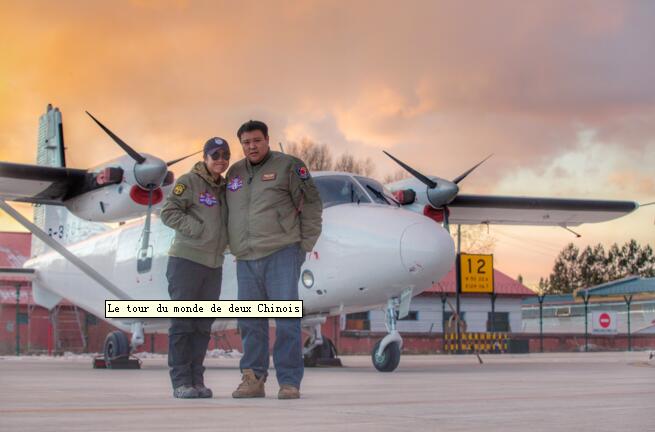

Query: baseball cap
<box><xmin>203</xmin><ymin>137</ymin><xmax>230</xmax><ymax>157</ymax></box>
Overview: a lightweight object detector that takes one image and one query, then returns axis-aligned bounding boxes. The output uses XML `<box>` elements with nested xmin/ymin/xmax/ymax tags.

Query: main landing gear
<box><xmin>303</xmin><ymin>322</ymin><xmax>342</xmax><ymax>367</ymax></box>
<box><xmin>371</xmin><ymin>298</ymin><xmax>403</xmax><ymax>372</ymax></box>
<box><xmin>93</xmin><ymin>322</ymin><xmax>143</xmax><ymax>369</ymax></box>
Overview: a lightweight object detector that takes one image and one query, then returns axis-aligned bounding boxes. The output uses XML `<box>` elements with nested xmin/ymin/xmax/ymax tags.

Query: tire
<box><xmin>104</xmin><ymin>331</ymin><xmax>130</xmax><ymax>367</ymax></box>
<box><xmin>371</xmin><ymin>339</ymin><xmax>401</xmax><ymax>372</ymax></box>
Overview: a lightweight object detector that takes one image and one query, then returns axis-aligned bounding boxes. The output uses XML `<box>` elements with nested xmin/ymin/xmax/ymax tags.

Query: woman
<box><xmin>160</xmin><ymin>137</ymin><xmax>230</xmax><ymax>398</ymax></box>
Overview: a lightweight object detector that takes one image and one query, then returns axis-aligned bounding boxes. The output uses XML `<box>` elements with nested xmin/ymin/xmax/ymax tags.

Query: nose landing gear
<box><xmin>371</xmin><ymin>298</ymin><xmax>403</xmax><ymax>372</ymax></box>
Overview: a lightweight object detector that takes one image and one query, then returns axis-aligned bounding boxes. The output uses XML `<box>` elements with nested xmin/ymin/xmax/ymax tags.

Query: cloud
<box><xmin>494</xmin><ymin>130</ymin><xmax>655</xmax><ymax>200</ymax></box>
<box><xmin>1</xmin><ymin>0</ymin><xmax>653</xmax><ymax>283</ymax></box>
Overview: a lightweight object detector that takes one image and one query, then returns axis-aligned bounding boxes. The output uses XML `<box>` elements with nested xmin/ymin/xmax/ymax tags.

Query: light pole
<box><xmin>537</xmin><ymin>292</ymin><xmax>546</xmax><ymax>353</ymax></box>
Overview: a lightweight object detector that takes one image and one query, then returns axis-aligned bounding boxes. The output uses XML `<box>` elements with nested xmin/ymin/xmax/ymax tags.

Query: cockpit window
<box><xmin>355</xmin><ymin>176</ymin><xmax>398</xmax><ymax>206</ymax></box>
<box><xmin>314</xmin><ymin>175</ymin><xmax>371</xmax><ymax>208</ymax></box>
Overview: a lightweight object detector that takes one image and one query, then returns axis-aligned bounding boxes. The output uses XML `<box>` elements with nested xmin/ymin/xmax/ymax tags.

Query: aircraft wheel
<box><xmin>304</xmin><ymin>336</ymin><xmax>338</xmax><ymax>367</ymax></box>
<box><xmin>104</xmin><ymin>331</ymin><xmax>130</xmax><ymax>367</ymax></box>
<box><xmin>371</xmin><ymin>339</ymin><xmax>401</xmax><ymax>372</ymax></box>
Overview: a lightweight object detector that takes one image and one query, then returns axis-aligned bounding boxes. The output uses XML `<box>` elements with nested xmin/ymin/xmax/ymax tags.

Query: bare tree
<box><xmin>382</xmin><ymin>169</ymin><xmax>411</xmax><ymax>184</ymax></box>
<box><xmin>285</xmin><ymin>138</ymin><xmax>333</xmax><ymax>171</ymax></box>
<box><xmin>333</xmin><ymin>153</ymin><xmax>375</xmax><ymax>176</ymax></box>
<box><xmin>285</xmin><ymin>139</ymin><xmax>375</xmax><ymax>176</ymax></box>
<box><xmin>451</xmin><ymin>225</ymin><xmax>497</xmax><ymax>254</ymax></box>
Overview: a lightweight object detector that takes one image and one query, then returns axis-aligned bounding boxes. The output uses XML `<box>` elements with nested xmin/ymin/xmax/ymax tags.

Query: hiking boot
<box><xmin>278</xmin><ymin>385</ymin><xmax>300</xmax><ymax>400</ymax></box>
<box><xmin>232</xmin><ymin>369</ymin><xmax>265</xmax><ymax>398</ymax></box>
<box><xmin>173</xmin><ymin>385</ymin><xmax>199</xmax><ymax>399</ymax></box>
<box><xmin>194</xmin><ymin>384</ymin><xmax>213</xmax><ymax>398</ymax></box>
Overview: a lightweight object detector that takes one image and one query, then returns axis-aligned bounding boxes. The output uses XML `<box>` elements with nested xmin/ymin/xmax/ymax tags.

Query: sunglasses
<box><xmin>208</xmin><ymin>151</ymin><xmax>230</xmax><ymax>161</ymax></box>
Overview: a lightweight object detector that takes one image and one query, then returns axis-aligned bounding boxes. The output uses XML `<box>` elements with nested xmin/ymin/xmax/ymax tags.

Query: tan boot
<box><xmin>278</xmin><ymin>384</ymin><xmax>300</xmax><ymax>400</ymax></box>
<box><xmin>232</xmin><ymin>369</ymin><xmax>266</xmax><ymax>398</ymax></box>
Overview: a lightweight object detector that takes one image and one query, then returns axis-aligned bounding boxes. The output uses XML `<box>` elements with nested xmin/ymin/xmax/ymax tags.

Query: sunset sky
<box><xmin>1</xmin><ymin>1</ymin><xmax>653</xmax><ymax>289</ymax></box>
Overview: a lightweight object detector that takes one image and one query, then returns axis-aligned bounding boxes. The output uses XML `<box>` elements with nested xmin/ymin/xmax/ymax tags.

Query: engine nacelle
<box><xmin>386</xmin><ymin>176</ymin><xmax>458</xmax><ymax>209</ymax></box>
<box><xmin>64</xmin><ymin>183</ymin><xmax>173</xmax><ymax>222</ymax></box>
<box><xmin>63</xmin><ymin>154</ymin><xmax>174</xmax><ymax>223</ymax></box>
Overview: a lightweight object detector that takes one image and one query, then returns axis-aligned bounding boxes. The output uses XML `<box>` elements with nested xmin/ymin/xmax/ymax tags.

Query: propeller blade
<box><xmin>166</xmin><ymin>150</ymin><xmax>202</xmax><ymax>167</ymax></box>
<box><xmin>86</xmin><ymin>111</ymin><xmax>146</xmax><ymax>164</ymax></box>
<box><xmin>383</xmin><ymin>151</ymin><xmax>437</xmax><ymax>189</ymax></box>
<box><xmin>452</xmin><ymin>154</ymin><xmax>493</xmax><ymax>185</ymax></box>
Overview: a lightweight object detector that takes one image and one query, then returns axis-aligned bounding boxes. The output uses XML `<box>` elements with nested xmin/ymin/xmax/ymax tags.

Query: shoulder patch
<box><xmin>295</xmin><ymin>164</ymin><xmax>311</xmax><ymax>180</ymax></box>
<box><xmin>173</xmin><ymin>183</ymin><xmax>187</xmax><ymax>196</ymax></box>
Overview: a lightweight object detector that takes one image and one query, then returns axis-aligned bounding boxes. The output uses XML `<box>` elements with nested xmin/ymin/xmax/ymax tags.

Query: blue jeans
<box><xmin>237</xmin><ymin>244</ymin><xmax>304</xmax><ymax>387</ymax></box>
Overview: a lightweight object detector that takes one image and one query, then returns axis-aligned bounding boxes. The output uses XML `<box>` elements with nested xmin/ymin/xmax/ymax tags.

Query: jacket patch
<box><xmin>262</xmin><ymin>172</ymin><xmax>277</xmax><ymax>181</ymax></box>
<box><xmin>295</xmin><ymin>164</ymin><xmax>310</xmax><ymax>180</ymax></box>
<box><xmin>199</xmin><ymin>192</ymin><xmax>218</xmax><ymax>207</ymax></box>
<box><xmin>227</xmin><ymin>176</ymin><xmax>244</xmax><ymax>192</ymax></box>
<box><xmin>173</xmin><ymin>183</ymin><xmax>186</xmax><ymax>196</ymax></box>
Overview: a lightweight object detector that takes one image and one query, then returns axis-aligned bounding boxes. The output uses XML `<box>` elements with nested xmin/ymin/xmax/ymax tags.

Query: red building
<box><xmin>321</xmin><ymin>266</ymin><xmax>536</xmax><ymax>355</ymax></box>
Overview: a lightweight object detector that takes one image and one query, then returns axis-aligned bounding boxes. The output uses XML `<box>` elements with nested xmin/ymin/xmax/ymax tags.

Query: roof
<box><xmin>0</xmin><ymin>232</ymin><xmax>32</xmax><ymax>283</ymax></box>
<box><xmin>575</xmin><ymin>276</ymin><xmax>655</xmax><ymax>299</ymax></box>
<box><xmin>423</xmin><ymin>265</ymin><xmax>536</xmax><ymax>297</ymax></box>
<box><xmin>522</xmin><ymin>294</ymin><xmax>575</xmax><ymax>306</ymax></box>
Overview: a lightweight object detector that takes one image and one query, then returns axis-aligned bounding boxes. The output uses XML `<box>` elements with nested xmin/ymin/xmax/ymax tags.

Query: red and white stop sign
<box><xmin>599</xmin><ymin>313</ymin><xmax>611</xmax><ymax>328</ymax></box>
<box><xmin>592</xmin><ymin>311</ymin><xmax>617</xmax><ymax>334</ymax></box>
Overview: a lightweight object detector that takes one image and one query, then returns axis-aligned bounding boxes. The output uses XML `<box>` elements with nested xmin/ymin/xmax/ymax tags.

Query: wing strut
<box><xmin>0</xmin><ymin>199</ymin><xmax>131</xmax><ymax>300</ymax></box>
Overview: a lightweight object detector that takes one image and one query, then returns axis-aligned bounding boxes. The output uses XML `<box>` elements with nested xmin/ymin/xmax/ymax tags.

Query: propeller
<box><xmin>384</xmin><ymin>151</ymin><xmax>492</xmax><ymax>207</ymax></box>
<box><xmin>86</xmin><ymin>112</ymin><xmax>146</xmax><ymax>164</ymax></box>
<box><xmin>86</xmin><ymin>111</ymin><xmax>198</xmax><ymax>273</ymax></box>
<box><xmin>452</xmin><ymin>154</ymin><xmax>493</xmax><ymax>185</ymax></box>
<box><xmin>383</xmin><ymin>151</ymin><xmax>436</xmax><ymax>188</ymax></box>
<box><xmin>166</xmin><ymin>150</ymin><xmax>202</xmax><ymax>167</ymax></box>
<box><xmin>383</xmin><ymin>151</ymin><xmax>492</xmax><ymax>229</ymax></box>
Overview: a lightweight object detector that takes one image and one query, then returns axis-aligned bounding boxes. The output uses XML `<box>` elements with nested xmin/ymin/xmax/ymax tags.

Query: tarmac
<box><xmin>0</xmin><ymin>351</ymin><xmax>653</xmax><ymax>432</ymax></box>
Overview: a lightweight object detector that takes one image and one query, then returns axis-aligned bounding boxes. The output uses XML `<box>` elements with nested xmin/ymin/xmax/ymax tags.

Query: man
<box><xmin>226</xmin><ymin>120</ymin><xmax>322</xmax><ymax>400</ymax></box>
<box><xmin>160</xmin><ymin>137</ymin><xmax>230</xmax><ymax>399</ymax></box>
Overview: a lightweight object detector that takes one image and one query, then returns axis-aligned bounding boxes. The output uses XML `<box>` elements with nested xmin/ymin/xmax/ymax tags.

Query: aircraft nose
<box><xmin>399</xmin><ymin>222</ymin><xmax>445</xmax><ymax>274</ymax></box>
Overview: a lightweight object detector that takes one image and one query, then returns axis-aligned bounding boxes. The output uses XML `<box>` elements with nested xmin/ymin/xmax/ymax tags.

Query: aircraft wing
<box><xmin>446</xmin><ymin>194</ymin><xmax>638</xmax><ymax>226</ymax></box>
<box><xmin>0</xmin><ymin>161</ymin><xmax>89</xmax><ymax>205</ymax></box>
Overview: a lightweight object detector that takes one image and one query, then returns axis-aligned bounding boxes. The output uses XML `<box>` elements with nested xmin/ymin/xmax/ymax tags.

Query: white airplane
<box><xmin>0</xmin><ymin>105</ymin><xmax>639</xmax><ymax>372</ymax></box>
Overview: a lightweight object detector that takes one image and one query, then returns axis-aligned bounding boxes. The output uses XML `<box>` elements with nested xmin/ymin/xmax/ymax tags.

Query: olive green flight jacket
<box><xmin>160</xmin><ymin>161</ymin><xmax>228</xmax><ymax>268</ymax></box>
<box><xmin>225</xmin><ymin>151</ymin><xmax>323</xmax><ymax>260</ymax></box>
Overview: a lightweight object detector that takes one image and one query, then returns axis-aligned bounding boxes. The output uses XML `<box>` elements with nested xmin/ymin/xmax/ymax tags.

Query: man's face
<box><xmin>240</xmin><ymin>130</ymin><xmax>270</xmax><ymax>164</ymax></box>
<box><xmin>204</xmin><ymin>149</ymin><xmax>230</xmax><ymax>178</ymax></box>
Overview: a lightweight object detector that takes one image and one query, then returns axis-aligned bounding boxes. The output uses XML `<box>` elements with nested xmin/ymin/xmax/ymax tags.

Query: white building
<box><xmin>346</xmin><ymin>267</ymin><xmax>535</xmax><ymax>334</ymax></box>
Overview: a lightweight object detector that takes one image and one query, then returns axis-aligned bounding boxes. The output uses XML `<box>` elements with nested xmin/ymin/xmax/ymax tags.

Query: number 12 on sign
<box><xmin>459</xmin><ymin>253</ymin><xmax>494</xmax><ymax>294</ymax></box>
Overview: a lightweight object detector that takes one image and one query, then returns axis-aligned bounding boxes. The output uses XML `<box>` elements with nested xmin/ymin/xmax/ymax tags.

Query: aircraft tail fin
<box><xmin>31</xmin><ymin>105</ymin><xmax>107</xmax><ymax>257</ymax></box>
<box><xmin>36</xmin><ymin>104</ymin><xmax>67</xmax><ymax>168</ymax></box>
<box><xmin>32</xmin><ymin>105</ymin><xmax>69</xmax><ymax>256</ymax></box>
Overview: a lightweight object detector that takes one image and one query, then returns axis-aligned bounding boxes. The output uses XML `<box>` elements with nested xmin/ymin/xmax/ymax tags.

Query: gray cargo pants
<box><xmin>166</xmin><ymin>256</ymin><xmax>222</xmax><ymax>389</ymax></box>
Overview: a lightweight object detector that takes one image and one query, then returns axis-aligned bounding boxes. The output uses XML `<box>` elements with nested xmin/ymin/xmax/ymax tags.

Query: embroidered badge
<box><xmin>173</xmin><ymin>183</ymin><xmax>186</xmax><ymax>196</ymax></box>
<box><xmin>227</xmin><ymin>176</ymin><xmax>244</xmax><ymax>192</ymax></box>
<box><xmin>262</xmin><ymin>172</ymin><xmax>277</xmax><ymax>181</ymax></box>
<box><xmin>295</xmin><ymin>165</ymin><xmax>310</xmax><ymax>180</ymax></box>
<box><xmin>199</xmin><ymin>192</ymin><xmax>217</xmax><ymax>207</ymax></box>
